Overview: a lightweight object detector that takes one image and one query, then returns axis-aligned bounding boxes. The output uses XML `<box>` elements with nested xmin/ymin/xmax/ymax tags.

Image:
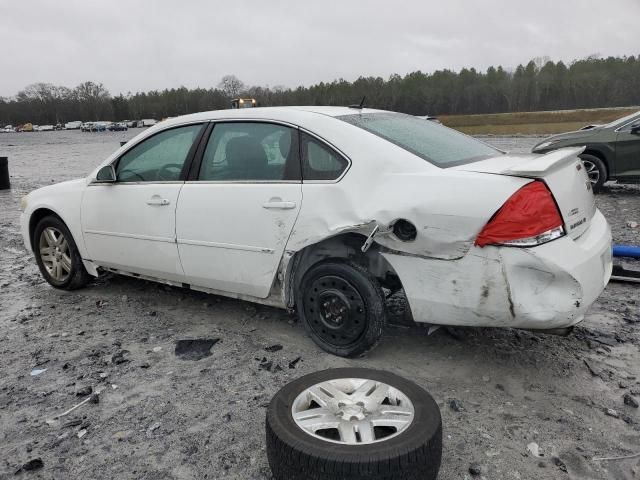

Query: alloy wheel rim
<box><xmin>582</xmin><ymin>160</ymin><xmax>600</xmax><ymax>184</ymax></box>
<box><xmin>291</xmin><ymin>378</ymin><xmax>415</xmax><ymax>445</ymax></box>
<box><xmin>39</xmin><ymin>227</ymin><xmax>71</xmax><ymax>282</ymax></box>
<box><xmin>304</xmin><ymin>275</ymin><xmax>367</xmax><ymax>346</ymax></box>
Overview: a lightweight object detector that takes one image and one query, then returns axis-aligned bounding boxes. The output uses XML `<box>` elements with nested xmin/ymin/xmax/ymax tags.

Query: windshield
<box><xmin>337</xmin><ymin>112</ymin><xmax>500</xmax><ymax>167</ymax></box>
<box><xmin>604</xmin><ymin>110</ymin><xmax>640</xmax><ymax>129</ymax></box>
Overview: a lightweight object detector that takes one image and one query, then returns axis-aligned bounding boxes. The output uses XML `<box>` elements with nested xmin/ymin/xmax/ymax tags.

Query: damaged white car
<box><xmin>20</xmin><ymin>107</ymin><xmax>613</xmax><ymax>357</ymax></box>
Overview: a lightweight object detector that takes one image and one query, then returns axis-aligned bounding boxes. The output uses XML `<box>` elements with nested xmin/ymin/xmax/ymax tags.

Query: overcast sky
<box><xmin>1</xmin><ymin>0</ymin><xmax>639</xmax><ymax>97</ymax></box>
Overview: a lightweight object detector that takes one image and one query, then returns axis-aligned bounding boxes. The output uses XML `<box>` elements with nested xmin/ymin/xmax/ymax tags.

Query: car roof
<box><xmin>157</xmin><ymin>106</ymin><xmax>388</xmax><ymax>128</ymax></box>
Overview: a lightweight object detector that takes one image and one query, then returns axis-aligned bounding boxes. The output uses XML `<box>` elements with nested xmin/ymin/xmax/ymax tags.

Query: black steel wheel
<box><xmin>296</xmin><ymin>261</ymin><xmax>385</xmax><ymax>357</ymax></box>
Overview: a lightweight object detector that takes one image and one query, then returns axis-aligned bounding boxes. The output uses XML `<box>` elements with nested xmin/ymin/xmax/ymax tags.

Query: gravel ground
<box><xmin>1</xmin><ymin>131</ymin><xmax>640</xmax><ymax>480</ymax></box>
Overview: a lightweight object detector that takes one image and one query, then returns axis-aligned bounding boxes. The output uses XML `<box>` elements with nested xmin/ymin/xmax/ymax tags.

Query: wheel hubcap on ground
<box><xmin>291</xmin><ymin>378</ymin><xmax>415</xmax><ymax>444</ymax></box>
<box><xmin>304</xmin><ymin>275</ymin><xmax>367</xmax><ymax>346</ymax></box>
<box><xmin>582</xmin><ymin>160</ymin><xmax>600</xmax><ymax>184</ymax></box>
<box><xmin>39</xmin><ymin>227</ymin><xmax>71</xmax><ymax>282</ymax></box>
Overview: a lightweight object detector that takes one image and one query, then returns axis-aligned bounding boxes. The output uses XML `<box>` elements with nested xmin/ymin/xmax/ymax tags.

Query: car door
<box><xmin>81</xmin><ymin>123</ymin><xmax>204</xmax><ymax>281</ymax></box>
<box><xmin>615</xmin><ymin>120</ymin><xmax>640</xmax><ymax>178</ymax></box>
<box><xmin>176</xmin><ymin>121</ymin><xmax>302</xmax><ymax>298</ymax></box>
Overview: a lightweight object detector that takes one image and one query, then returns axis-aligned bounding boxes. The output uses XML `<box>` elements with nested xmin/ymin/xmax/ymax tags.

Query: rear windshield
<box><xmin>337</xmin><ymin>112</ymin><xmax>501</xmax><ymax>167</ymax></box>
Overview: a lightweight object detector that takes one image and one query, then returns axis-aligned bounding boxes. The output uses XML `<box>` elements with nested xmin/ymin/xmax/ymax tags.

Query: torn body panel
<box><xmin>383</xmin><ymin>209</ymin><xmax>612</xmax><ymax>329</ymax></box>
<box><xmin>286</xmin><ymin>171</ymin><xmax>530</xmax><ymax>261</ymax></box>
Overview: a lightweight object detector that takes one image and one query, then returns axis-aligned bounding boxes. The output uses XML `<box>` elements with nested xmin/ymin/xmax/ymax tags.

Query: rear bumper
<box><xmin>383</xmin><ymin>209</ymin><xmax>612</xmax><ymax>329</ymax></box>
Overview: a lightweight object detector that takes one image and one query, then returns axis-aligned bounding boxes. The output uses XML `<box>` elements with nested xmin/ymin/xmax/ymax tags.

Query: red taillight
<box><xmin>475</xmin><ymin>181</ymin><xmax>564</xmax><ymax>248</ymax></box>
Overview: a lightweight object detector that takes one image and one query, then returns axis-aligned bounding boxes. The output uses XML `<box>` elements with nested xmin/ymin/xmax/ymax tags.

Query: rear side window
<box><xmin>337</xmin><ymin>112</ymin><xmax>500</xmax><ymax>167</ymax></box>
<box><xmin>199</xmin><ymin>122</ymin><xmax>300</xmax><ymax>181</ymax></box>
<box><xmin>116</xmin><ymin>124</ymin><xmax>202</xmax><ymax>182</ymax></box>
<box><xmin>301</xmin><ymin>132</ymin><xmax>348</xmax><ymax>181</ymax></box>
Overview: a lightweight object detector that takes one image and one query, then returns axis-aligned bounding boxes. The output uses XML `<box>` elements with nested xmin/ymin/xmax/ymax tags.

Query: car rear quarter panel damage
<box><xmin>382</xmin><ymin>210</ymin><xmax>611</xmax><ymax>329</ymax></box>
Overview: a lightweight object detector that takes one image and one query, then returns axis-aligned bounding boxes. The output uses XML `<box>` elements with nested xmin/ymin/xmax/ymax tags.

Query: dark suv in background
<box><xmin>532</xmin><ymin>110</ymin><xmax>640</xmax><ymax>192</ymax></box>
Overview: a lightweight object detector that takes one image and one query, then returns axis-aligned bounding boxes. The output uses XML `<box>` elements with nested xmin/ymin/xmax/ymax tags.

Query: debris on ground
<box><xmin>111</xmin><ymin>350</ymin><xmax>129</xmax><ymax>364</ymax></box>
<box><xmin>288</xmin><ymin>356</ymin><xmax>302</xmax><ymax>369</ymax></box>
<box><xmin>18</xmin><ymin>458</ymin><xmax>44</xmax><ymax>473</ymax></box>
<box><xmin>551</xmin><ymin>456</ymin><xmax>568</xmax><ymax>473</ymax></box>
<box><xmin>29</xmin><ymin>368</ymin><xmax>47</xmax><ymax>376</ymax></box>
<box><xmin>51</xmin><ymin>392</ymin><xmax>100</xmax><ymax>421</ymax></box>
<box><xmin>468</xmin><ymin>463</ymin><xmax>486</xmax><ymax>476</ymax></box>
<box><xmin>605</xmin><ymin>408</ymin><xmax>620</xmax><ymax>418</ymax></box>
<box><xmin>174</xmin><ymin>338</ymin><xmax>219</xmax><ymax>361</ymax></box>
<box><xmin>624</xmin><ymin>393</ymin><xmax>639</xmax><ymax>408</ymax></box>
<box><xmin>76</xmin><ymin>385</ymin><xmax>92</xmax><ymax>396</ymax></box>
<box><xmin>526</xmin><ymin>442</ymin><xmax>541</xmax><ymax>457</ymax></box>
<box><xmin>264</xmin><ymin>344</ymin><xmax>283</xmax><ymax>353</ymax></box>
<box><xmin>146</xmin><ymin>422</ymin><xmax>161</xmax><ymax>438</ymax></box>
<box><xmin>448</xmin><ymin>398</ymin><xmax>464</xmax><ymax>412</ymax></box>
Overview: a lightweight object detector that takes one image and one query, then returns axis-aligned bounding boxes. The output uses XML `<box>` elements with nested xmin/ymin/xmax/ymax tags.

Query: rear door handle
<box><xmin>147</xmin><ymin>197</ymin><xmax>170</xmax><ymax>206</ymax></box>
<box><xmin>262</xmin><ymin>199</ymin><xmax>297</xmax><ymax>210</ymax></box>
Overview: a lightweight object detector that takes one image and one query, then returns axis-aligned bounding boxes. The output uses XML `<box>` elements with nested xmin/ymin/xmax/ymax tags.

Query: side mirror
<box><xmin>631</xmin><ymin>124</ymin><xmax>640</xmax><ymax>135</ymax></box>
<box><xmin>94</xmin><ymin>165</ymin><xmax>116</xmax><ymax>183</ymax></box>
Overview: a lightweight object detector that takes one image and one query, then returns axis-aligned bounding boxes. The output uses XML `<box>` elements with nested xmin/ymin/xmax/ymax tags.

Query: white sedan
<box><xmin>20</xmin><ymin>107</ymin><xmax>612</xmax><ymax>357</ymax></box>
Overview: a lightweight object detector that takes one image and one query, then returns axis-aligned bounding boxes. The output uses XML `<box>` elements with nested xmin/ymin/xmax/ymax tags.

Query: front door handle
<box><xmin>262</xmin><ymin>198</ymin><xmax>297</xmax><ymax>210</ymax></box>
<box><xmin>147</xmin><ymin>196</ymin><xmax>170</xmax><ymax>206</ymax></box>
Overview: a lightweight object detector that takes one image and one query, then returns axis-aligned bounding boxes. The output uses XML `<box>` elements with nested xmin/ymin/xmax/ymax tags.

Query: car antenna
<box><xmin>348</xmin><ymin>96</ymin><xmax>366</xmax><ymax>109</ymax></box>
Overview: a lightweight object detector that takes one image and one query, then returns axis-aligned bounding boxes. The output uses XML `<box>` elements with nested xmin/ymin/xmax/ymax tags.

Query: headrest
<box><xmin>225</xmin><ymin>136</ymin><xmax>268</xmax><ymax>171</ymax></box>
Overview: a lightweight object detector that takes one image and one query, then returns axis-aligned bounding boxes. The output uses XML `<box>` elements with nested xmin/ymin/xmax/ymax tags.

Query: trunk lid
<box><xmin>454</xmin><ymin>147</ymin><xmax>597</xmax><ymax>240</ymax></box>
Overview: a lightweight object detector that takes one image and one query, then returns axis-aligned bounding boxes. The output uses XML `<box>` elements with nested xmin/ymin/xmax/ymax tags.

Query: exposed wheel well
<box><xmin>284</xmin><ymin>233</ymin><xmax>404</xmax><ymax>309</ymax></box>
<box><xmin>581</xmin><ymin>150</ymin><xmax>609</xmax><ymax>181</ymax></box>
<box><xmin>29</xmin><ymin>208</ymin><xmax>62</xmax><ymax>251</ymax></box>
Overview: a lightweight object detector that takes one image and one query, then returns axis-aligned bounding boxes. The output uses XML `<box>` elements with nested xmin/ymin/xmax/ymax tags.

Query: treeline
<box><xmin>1</xmin><ymin>55</ymin><xmax>639</xmax><ymax>125</ymax></box>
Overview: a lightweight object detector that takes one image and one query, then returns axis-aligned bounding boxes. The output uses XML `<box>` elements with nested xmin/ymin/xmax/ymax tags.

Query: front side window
<box><xmin>337</xmin><ymin>112</ymin><xmax>500</xmax><ymax>167</ymax></box>
<box><xmin>116</xmin><ymin>124</ymin><xmax>202</xmax><ymax>182</ymax></box>
<box><xmin>301</xmin><ymin>132</ymin><xmax>348</xmax><ymax>181</ymax></box>
<box><xmin>199</xmin><ymin>122</ymin><xmax>300</xmax><ymax>181</ymax></box>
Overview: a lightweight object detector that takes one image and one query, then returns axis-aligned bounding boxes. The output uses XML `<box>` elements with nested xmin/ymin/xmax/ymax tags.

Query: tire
<box><xmin>266</xmin><ymin>368</ymin><xmax>443</xmax><ymax>480</ymax></box>
<box><xmin>579</xmin><ymin>153</ymin><xmax>607</xmax><ymax>193</ymax></box>
<box><xmin>33</xmin><ymin>215</ymin><xmax>91</xmax><ymax>290</ymax></box>
<box><xmin>296</xmin><ymin>260</ymin><xmax>385</xmax><ymax>358</ymax></box>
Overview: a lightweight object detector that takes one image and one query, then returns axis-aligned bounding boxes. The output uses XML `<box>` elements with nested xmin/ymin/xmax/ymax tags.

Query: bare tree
<box><xmin>74</xmin><ymin>81</ymin><xmax>111</xmax><ymax>120</ymax></box>
<box><xmin>218</xmin><ymin>75</ymin><xmax>244</xmax><ymax>98</ymax></box>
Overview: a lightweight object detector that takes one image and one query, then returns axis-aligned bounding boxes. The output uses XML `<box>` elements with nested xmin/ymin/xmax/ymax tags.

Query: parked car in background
<box><xmin>91</xmin><ymin>123</ymin><xmax>107</xmax><ymax>132</ymax></box>
<box><xmin>108</xmin><ymin>122</ymin><xmax>128</xmax><ymax>131</ymax></box>
<box><xmin>19</xmin><ymin>107</ymin><xmax>611</xmax><ymax>358</ymax></box>
<box><xmin>36</xmin><ymin>125</ymin><xmax>55</xmax><ymax>132</ymax></box>
<box><xmin>1</xmin><ymin>125</ymin><xmax>14</xmax><ymax>133</ymax></box>
<box><xmin>65</xmin><ymin>121</ymin><xmax>82</xmax><ymax>130</ymax></box>
<box><xmin>81</xmin><ymin>123</ymin><xmax>93</xmax><ymax>132</ymax></box>
<box><xmin>141</xmin><ymin>119</ymin><xmax>157</xmax><ymax>127</ymax></box>
<box><xmin>19</xmin><ymin>123</ymin><xmax>34</xmax><ymax>132</ymax></box>
<box><xmin>532</xmin><ymin>110</ymin><xmax>640</xmax><ymax>191</ymax></box>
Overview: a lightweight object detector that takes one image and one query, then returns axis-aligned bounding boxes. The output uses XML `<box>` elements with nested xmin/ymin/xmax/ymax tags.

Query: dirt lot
<box><xmin>1</xmin><ymin>131</ymin><xmax>640</xmax><ymax>480</ymax></box>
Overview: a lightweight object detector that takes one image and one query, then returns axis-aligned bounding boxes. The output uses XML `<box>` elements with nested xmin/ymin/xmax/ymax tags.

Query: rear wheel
<box><xmin>580</xmin><ymin>153</ymin><xmax>607</xmax><ymax>193</ymax></box>
<box><xmin>296</xmin><ymin>261</ymin><xmax>385</xmax><ymax>358</ymax></box>
<box><xmin>34</xmin><ymin>216</ymin><xmax>90</xmax><ymax>290</ymax></box>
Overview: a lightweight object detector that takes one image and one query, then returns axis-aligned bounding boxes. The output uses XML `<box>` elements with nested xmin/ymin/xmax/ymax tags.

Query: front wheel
<box><xmin>33</xmin><ymin>215</ymin><xmax>91</xmax><ymax>290</ymax></box>
<box><xmin>296</xmin><ymin>261</ymin><xmax>385</xmax><ymax>358</ymax></box>
<box><xmin>580</xmin><ymin>153</ymin><xmax>607</xmax><ymax>193</ymax></box>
